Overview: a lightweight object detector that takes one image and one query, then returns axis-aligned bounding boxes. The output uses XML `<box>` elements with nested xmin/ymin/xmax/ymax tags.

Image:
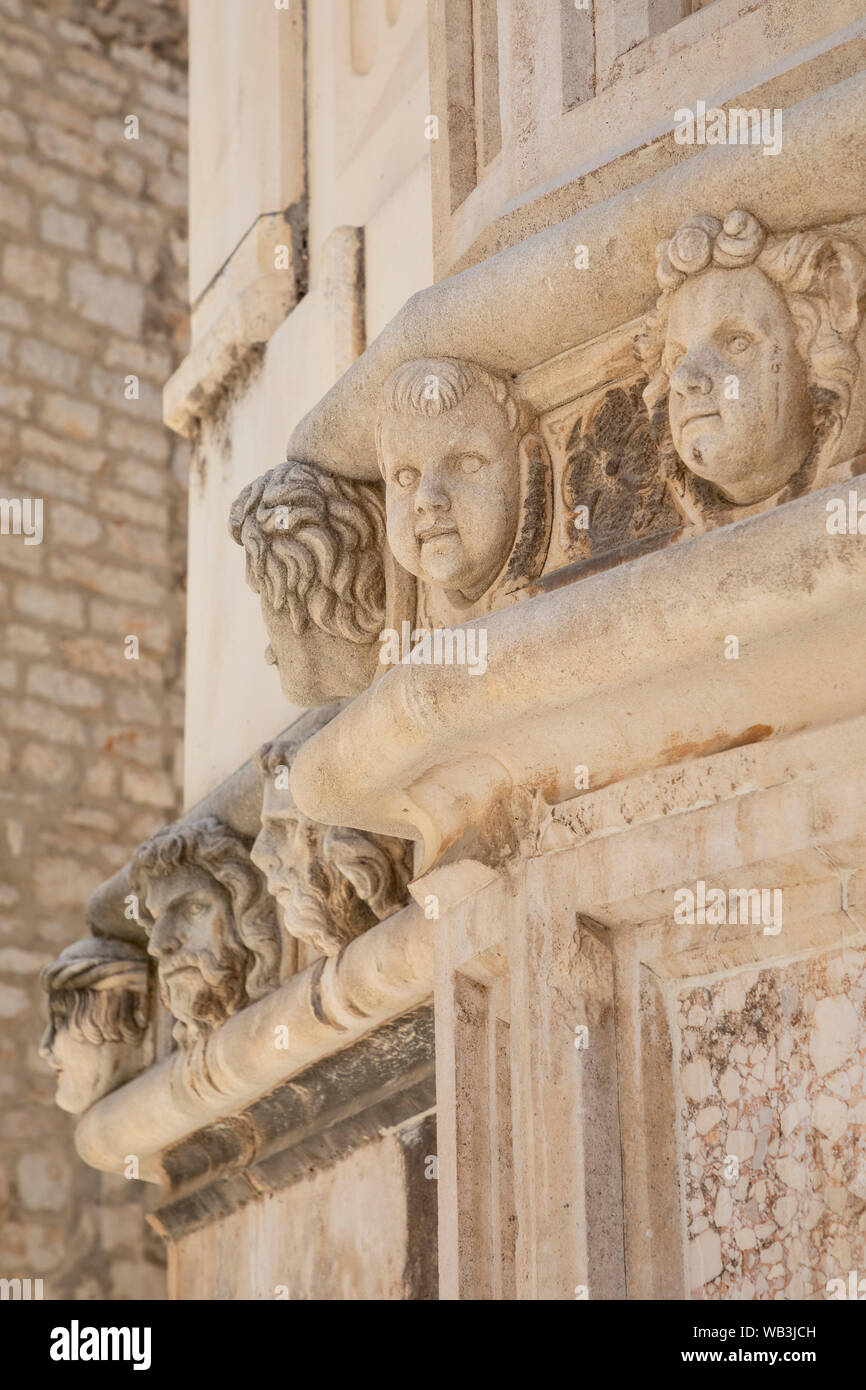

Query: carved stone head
<box><xmin>39</xmin><ymin>937</ymin><xmax>151</xmax><ymax>1114</ymax></box>
<box><xmin>229</xmin><ymin>460</ymin><xmax>387</xmax><ymax>704</ymax></box>
<box><xmin>637</xmin><ymin>210</ymin><xmax>866</xmax><ymax>507</ymax></box>
<box><xmin>252</xmin><ymin>730</ymin><xmax>411</xmax><ymax>957</ymax></box>
<box><xmin>130</xmin><ymin>817</ymin><xmax>281</xmax><ymax>1048</ymax></box>
<box><xmin>377</xmin><ymin>357</ymin><xmax>551</xmax><ymax>607</ymax></box>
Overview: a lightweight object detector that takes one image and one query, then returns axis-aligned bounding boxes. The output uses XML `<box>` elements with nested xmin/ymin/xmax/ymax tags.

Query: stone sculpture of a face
<box><xmin>230</xmin><ymin>460</ymin><xmax>387</xmax><ymax>704</ymax></box>
<box><xmin>638</xmin><ymin>210</ymin><xmax>866</xmax><ymax>507</ymax></box>
<box><xmin>377</xmin><ymin>357</ymin><xmax>549</xmax><ymax>607</ymax></box>
<box><xmin>252</xmin><ymin>728</ymin><xmax>410</xmax><ymax>957</ymax></box>
<box><xmin>131</xmin><ymin>817</ymin><xmax>281</xmax><ymax>1047</ymax></box>
<box><xmin>664</xmin><ymin>264</ymin><xmax>812</xmax><ymax>504</ymax></box>
<box><xmin>39</xmin><ymin>937</ymin><xmax>151</xmax><ymax>1114</ymax></box>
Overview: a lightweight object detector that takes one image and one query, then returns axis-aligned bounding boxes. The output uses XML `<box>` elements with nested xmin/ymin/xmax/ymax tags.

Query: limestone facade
<box><xmin>30</xmin><ymin>0</ymin><xmax>866</xmax><ymax>1301</ymax></box>
<box><xmin>0</xmin><ymin>0</ymin><xmax>188</xmax><ymax>1299</ymax></box>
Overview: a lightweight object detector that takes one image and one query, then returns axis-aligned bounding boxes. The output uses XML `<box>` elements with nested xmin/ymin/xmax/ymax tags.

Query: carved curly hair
<box><xmin>376</xmin><ymin>356</ymin><xmax>534</xmax><ymax>450</ymax></box>
<box><xmin>229</xmin><ymin>460</ymin><xmax>386</xmax><ymax>643</ymax></box>
<box><xmin>130</xmin><ymin>816</ymin><xmax>281</xmax><ymax>1003</ymax></box>
<box><xmin>636</xmin><ymin>209</ymin><xmax>866</xmax><ymax>451</ymax></box>
<box><xmin>42</xmin><ymin>937</ymin><xmax>150</xmax><ymax>1046</ymax></box>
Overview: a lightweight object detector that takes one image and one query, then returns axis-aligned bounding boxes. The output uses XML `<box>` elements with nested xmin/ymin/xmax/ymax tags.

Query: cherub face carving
<box><xmin>637</xmin><ymin>210</ymin><xmax>866</xmax><ymax>511</ymax></box>
<box><xmin>379</xmin><ymin>365</ymin><xmax>524</xmax><ymax>605</ymax></box>
<box><xmin>144</xmin><ymin>865</ymin><xmax>247</xmax><ymax>1040</ymax></box>
<box><xmin>665</xmin><ymin>266</ymin><xmax>813</xmax><ymax>504</ymax></box>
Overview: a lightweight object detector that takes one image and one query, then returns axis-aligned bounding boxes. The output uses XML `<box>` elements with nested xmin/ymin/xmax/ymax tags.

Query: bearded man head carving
<box><xmin>252</xmin><ymin>729</ymin><xmax>410</xmax><ymax>959</ymax></box>
<box><xmin>636</xmin><ymin>210</ymin><xmax>866</xmax><ymax>508</ymax></box>
<box><xmin>130</xmin><ymin>817</ymin><xmax>281</xmax><ymax>1048</ymax></box>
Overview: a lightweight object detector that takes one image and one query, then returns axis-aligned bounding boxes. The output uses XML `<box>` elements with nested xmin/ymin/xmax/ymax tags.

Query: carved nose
<box><xmin>254</xmin><ymin>846</ymin><xmax>276</xmax><ymax>876</ymax></box>
<box><xmin>671</xmin><ymin>356</ymin><xmax>713</xmax><ymax>396</ymax></box>
<box><xmin>149</xmin><ymin>918</ymin><xmax>180</xmax><ymax>957</ymax></box>
<box><xmin>414</xmin><ymin>480</ymin><xmax>450</xmax><ymax>513</ymax></box>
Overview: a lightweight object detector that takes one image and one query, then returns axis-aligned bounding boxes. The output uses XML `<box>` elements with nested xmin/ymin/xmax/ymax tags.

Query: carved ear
<box><xmin>820</xmin><ymin>241</ymin><xmax>866</xmax><ymax>339</ymax></box>
<box><xmin>500</xmin><ymin>431</ymin><xmax>553</xmax><ymax>594</ymax></box>
<box><xmin>766</xmin><ymin>233</ymin><xmax>866</xmax><ymax>341</ymax></box>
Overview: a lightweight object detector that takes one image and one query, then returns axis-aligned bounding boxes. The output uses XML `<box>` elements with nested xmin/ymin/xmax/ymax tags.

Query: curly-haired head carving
<box><xmin>321</xmin><ymin>824</ymin><xmax>411</xmax><ymax>923</ymax></box>
<box><xmin>635</xmin><ymin>210</ymin><xmax>866</xmax><ymax>508</ymax></box>
<box><xmin>376</xmin><ymin>357</ymin><xmax>533</xmax><ymax>443</ymax></box>
<box><xmin>229</xmin><ymin>460</ymin><xmax>386</xmax><ymax>643</ymax></box>
<box><xmin>131</xmin><ymin>816</ymin><xmax>281</xmax><ymax>1044</ymax></box>
<box><xmin>377</xmin><ymin>357</ymin><xmax>551</xmax><ymax>603</ymax></box>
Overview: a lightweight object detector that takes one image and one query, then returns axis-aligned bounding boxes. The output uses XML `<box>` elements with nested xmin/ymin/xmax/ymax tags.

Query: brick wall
<box><xmin>0</xmin><ymin>0</ymin><xmax>188</xmax><ymax>1300</ymax></box>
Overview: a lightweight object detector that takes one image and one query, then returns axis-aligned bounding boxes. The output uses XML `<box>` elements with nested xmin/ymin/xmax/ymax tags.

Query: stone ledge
<box><xmin>289</xmin><ymin>482</ymin><xmax>866</xmax><ymax>870</ymax></box>
<box><xmin>285</xmin><ymin>71</ymin><xmax>866</xmax><ymax>481</ymax></box>
<box><xmin>74</xmin><ymin>901</ymin><xmax>435</xmax><ymax>1182</ymax></box>
<box><xmin>150</xmin><ymin>1006</ymin><xmax>435</xmax><ymax>1239</ymax></box>
<box><xmin>164</xmin><ymin>209</ymin><xmax>303</xmax><ymax>437</ymax></box>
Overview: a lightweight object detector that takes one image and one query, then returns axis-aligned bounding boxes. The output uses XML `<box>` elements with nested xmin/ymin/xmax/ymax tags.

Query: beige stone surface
<box><xmin>168</xmin><ymin>1129</ymin><xmax>414</xmax><ymax>1300</ymax></box>
<box><xmin>680</xmin><ymin>950</ymin><xmax>866</xmax><ymax>1300</ymax></box>
<box><xmin>0</xmin><ymin>0</ymin><xmax>187</xmax><ymax>1300</ymax></box>
<box><xmin>35</xmin><ymin>0</ymin><xmax>866</xmax><ymax>1306</ymax></box>
<box><xmin>432</xmin><ymin>0</ymin><xmax>866</xmax><ymax>277</ymax></box>
<box><xmin>187</xmin><ymin>0</ymin><xmax>304</xmax><ymax>306</ymax></box>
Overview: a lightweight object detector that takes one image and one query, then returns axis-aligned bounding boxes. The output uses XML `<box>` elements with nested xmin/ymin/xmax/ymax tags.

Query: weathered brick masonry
<box><xmin>0</xmin><ymin>0</ymin><xmax>188</xmax><ymax>1299</ymax></box>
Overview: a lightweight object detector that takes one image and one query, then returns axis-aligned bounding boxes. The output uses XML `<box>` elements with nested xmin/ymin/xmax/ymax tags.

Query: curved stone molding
<box><xmin>74</xmin><ymin>900</ymin><xmax>435</xmax><ymax>1183</ymax></box>
<box><xmin>252</xmin><ymin>710</ymin><xmax>412</xmax><ymax>956</ymax></box>
<box><xmin>130</xmin><ymin>816</ymin><xmax>282</xmax><ymax>1054</ymax></box>
<box><xmin>636</xmin><ymin>209</ymin><xmax>866</xmax><ymax>518</ymax></box>
<box><xmin>39</xmin><ymin>937</ymin><xmax>153</xmax><ymax>1115</ymax></box>
<box><xmin>224</xmin><ymin>83</ymin><xmax>866</xmax><ymax>716</ymax></box>
<box><xmin>229</xmin><ymin>460</ymin><xmax>387</xmax><ymax>705</ymax></box>
<box><xmin>283</xmin><ymin>74</ymin><xmax>866</xmax><ymax>483</ymax></box>
<box><xmin>289</xmin><ymin>481</ymin><xmax>866</xmax><ymax>872</ymax></box>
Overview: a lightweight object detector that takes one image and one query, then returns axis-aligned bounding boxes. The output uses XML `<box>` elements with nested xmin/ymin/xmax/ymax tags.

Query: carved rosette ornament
<box><xmin>130</xmin><ymin>816</ymin><xmax>281</xmax><ymax>1051</ymax></box>
<box><xmin>635</xmin><ymin>209</ymin><xmax>866</xmax><ymax>522</ymax></box>
<box><xmin>563</xmin><ymin>379</ymin><xmax>681</xmax><ymax>560</ymax></box>
<box><xmin>39</xmin><ymin>937</ymin><xmax>152</xmax><ymax>1114</ymax></box>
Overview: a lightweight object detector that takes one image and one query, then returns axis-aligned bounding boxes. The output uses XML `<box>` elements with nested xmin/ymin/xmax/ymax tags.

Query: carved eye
<box><xmin>185</xmin><ymin>901</ymin><xmax>208</xmax><ymax>919</ymax></box>
<box><xmin>459</xmin><ymin>454</ymin><xmax>485</xmax><ymax>474</ymax></box>
<box><xmin>727</xmin><ymin>334</ymin><xmax>752</xmax><ymax>353</ymax></box>
<box><xmin>395</xmin><ymin>467</ymin><xmax>418</xmax><ymax>488</ymax></box>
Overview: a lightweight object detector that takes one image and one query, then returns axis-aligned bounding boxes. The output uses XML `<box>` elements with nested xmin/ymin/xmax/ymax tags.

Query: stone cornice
<box><xmin>149</xmin><ymin>1007</ymin><xmax>435</xmax><ymax>1239</ymax></box>
<box><xmin>74</xmin><ymin>900</ymin><xmax>435</xmax><ymax>1182</ymax></box>
<box><xmin>163</xmin><ymin>210</ymin><xmax>303</xmax><ymax>438</ymax></box>
<box><xmin>289</xmin><ymin>482</ymin><xmax>866</xmax><ymax>871</ymax></box>
<box><xmin>285</xmin><ymin>71</ymin><xmax>866</xmax><ymax>481</ymax></box>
